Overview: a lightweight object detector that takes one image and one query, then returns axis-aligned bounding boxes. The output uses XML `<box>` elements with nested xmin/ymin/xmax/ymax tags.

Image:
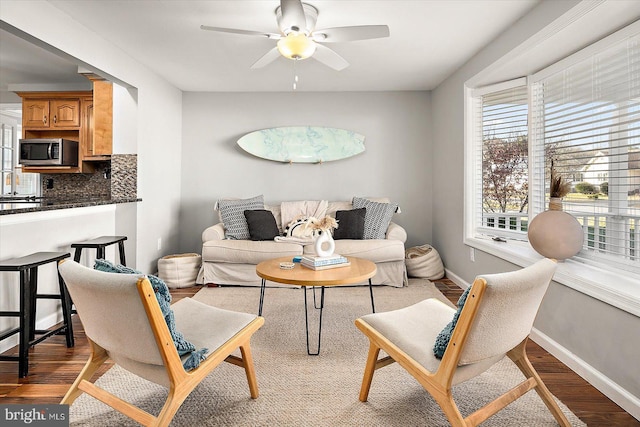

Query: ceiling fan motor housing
<box><xmin>276</xmin><ymin>2</ymin><xmax>319</xmax><ymax>35</ymax></box>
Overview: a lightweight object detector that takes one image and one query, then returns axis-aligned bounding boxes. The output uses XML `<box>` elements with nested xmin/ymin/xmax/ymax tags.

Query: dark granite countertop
<box><xmin>0</xmin><ymin>197</ymin><xmax>142</xmax><ymax>215</ymax></box>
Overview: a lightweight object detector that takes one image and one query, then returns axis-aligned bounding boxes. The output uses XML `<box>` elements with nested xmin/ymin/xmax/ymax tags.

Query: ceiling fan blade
<box><xmin>312</xmin><ymin>25</ymin><xmax>390</xmax><ymax>43</ymax></box>
<box><xmin>251</xmin><ymin>47</ymin><xmax>282</xmax><ymax>69</ymax></box>
<box><xmin>200</xmin><ymin>25</ymin><xmax>280</xmax><ymax>39</ymax></box>
<box><xmin>312</xmin><ymin>44</ymin><xmax>349</xmax><ymax>71</ymax></box>
<box><xmin>279</xmin><ymin>0</ymin><xmax>307</xmax><ymax>33</ymax></box>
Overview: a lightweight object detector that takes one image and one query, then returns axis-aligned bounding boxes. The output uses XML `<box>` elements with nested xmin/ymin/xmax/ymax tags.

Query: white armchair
<box><xmin>355</xmin><ymin>258</ymin><xmax>570</xmax><ymax>426</ymax></box>
<box><xmin>59</xmin><ymin>260</ymin><xmax>264</xmax><ymax>427</ymax></box>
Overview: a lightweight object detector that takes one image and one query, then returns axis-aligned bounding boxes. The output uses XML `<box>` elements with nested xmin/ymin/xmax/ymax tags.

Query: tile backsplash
<box><xmin>111</xmin><ymin>154</ymin><xmax>137</xmax><ymax>200</ymax></box>
<box><xmin>41</xmin><ymin>154</ymin><xmax>137</xmax><ymax>200</ymax></box>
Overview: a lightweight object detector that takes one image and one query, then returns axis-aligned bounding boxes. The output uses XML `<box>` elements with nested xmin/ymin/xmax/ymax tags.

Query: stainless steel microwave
<box><xmin>19</xmin><ymin>138</ymin><xmax>79</xmax><ymax>166</ymax></box>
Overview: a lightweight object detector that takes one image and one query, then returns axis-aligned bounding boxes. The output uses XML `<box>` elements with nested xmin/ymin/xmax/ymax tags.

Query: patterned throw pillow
<box><xmin>352</xmin><ymin>197</ymin><xmax>398</xmax><ymax>239</ymax></box>
<box><xmin>433</xmin><ymin>287</ymin><xmax>471</xmax><ymax>359</ymax></box>
<box><xmin>217</xmin><ymin>195</ymin><xmax>265</xmax><ymax>240</ymax></box>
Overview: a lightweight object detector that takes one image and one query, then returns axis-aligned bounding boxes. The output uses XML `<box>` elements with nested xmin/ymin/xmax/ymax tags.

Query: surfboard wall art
<box><xmin>237</xmin><ymin>126</ymin><xmax>365</xmax><ymax>163</ymax></box>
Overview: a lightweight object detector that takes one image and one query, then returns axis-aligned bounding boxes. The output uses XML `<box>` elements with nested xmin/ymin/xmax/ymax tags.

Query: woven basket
<box><xmin>157</xmin><ymin>253</ymin><xmax>202</xmax><ymax>288</ymax></box>
<box><xmin>404</xmin><ymin>244</ymin><xmax>444</xmax><ymax>280</ymax></box>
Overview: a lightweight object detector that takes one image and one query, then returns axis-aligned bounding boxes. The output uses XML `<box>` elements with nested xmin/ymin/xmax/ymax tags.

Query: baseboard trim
<box><xmin>444</xmin><ymin>268</ymin><xmax>469</xmax><ymax>290</ymax></box>
<box><xmin>444</xmin><ymin>267</ymin><xmax>639</xmax><ymax>421</ymax></box>
<box><xmin>530</xmin><ymin>328</ymin><xmax>640</xmax><ymax>421</ymax></box>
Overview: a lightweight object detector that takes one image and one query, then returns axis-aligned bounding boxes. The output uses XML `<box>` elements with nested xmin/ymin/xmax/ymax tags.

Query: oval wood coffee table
<box><xmin>256</xmin><ymin>256</ymin><xmax>377</xmax><ymax>355</ymax></box>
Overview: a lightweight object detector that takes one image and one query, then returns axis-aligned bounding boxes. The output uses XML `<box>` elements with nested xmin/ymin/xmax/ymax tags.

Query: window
<box><xmin>473</xmin><ymin>81</ymin><xmax>529</xmax><ymax>238</ymax></box>
<box><xmin>468</xmin><ymin>30</ymin><xmax>640</xmax><ymax>276</ymax></box>
<box><xmin>530</xmin><ymin>34</ymin><xmax>640</xmax><ymax>272</ymax></box>
<box><xmin>0</xmin><ymin>106</ymin><xmax>39</xmax><ymax>197</ymax></box>
<box><xmin>1</xmin><ymin>120</ymin><xmax>16</xmax><ymax>196</ymax></box>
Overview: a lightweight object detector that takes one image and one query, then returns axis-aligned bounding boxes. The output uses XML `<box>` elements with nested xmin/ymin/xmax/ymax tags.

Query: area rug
<box><xmin>69</xmin><ymin>279</ymin><xmax>585</xmax><ymax>426</ymax></box>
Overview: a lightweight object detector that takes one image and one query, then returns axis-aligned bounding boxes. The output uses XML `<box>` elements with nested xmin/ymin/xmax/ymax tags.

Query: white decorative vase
<box><xmin>314</xmin><ymin>231</ymin><xmax>335</xmax><ymax>257</ymax></box>
<box><xmin>527</xmin><ymin>210</ymin><xmax>583</xmax><ymax>261</ymax></box>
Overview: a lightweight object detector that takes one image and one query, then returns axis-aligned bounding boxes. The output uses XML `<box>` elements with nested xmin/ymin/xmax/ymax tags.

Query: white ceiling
<box><xmin>3</xmin><ymin>0</ymin><xmax>540</xmax><ymax>94</ymax></box>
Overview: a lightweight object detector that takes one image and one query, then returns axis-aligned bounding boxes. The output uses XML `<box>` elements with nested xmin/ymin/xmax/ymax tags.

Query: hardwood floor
<box><xmin>0</xmin><ymin>279</ymin><xmax>637</xmax><ymax>426</ymax></box>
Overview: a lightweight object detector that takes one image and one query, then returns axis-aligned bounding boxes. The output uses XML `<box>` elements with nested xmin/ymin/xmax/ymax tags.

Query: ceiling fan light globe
<box><xmin>277</xmin><ymin>33</ymin><xmax>316</xmax><ymax>60</ymax></box>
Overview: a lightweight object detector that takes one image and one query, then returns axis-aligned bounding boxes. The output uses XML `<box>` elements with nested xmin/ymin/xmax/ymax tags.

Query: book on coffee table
<box><xmin>301</xmin><ymin>254</ymin><xmax>348</xmax><ymax>266</ymax></box>
<box><xmin>301</xmin><ymin>260</ymin><xmax>351</xmax><ymax>270</ymax></box>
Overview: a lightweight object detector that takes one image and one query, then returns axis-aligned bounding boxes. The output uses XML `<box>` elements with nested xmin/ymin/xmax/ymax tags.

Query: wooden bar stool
<box><xmin>71</xmin><ymin>235</ymin><xmax>127</xmax><ymax>266</ymax></box>
<box><xmin>0</xmin><ymin>251</ymin><xmax>74</xmax><ymax>377</ymax></box>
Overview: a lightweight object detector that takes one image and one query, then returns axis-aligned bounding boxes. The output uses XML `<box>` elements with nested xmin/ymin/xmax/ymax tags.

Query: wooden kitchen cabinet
<box><xmin>22</xmin><ymin>99</ymin><xmax>49</xmax><ymax>128</ymax></box>
<box><xmin>51</xmin><ymin>99</ymin><xmax>81</xmax><ymax>128</ymax></box>
<box><xmin>83</xmin><ymin>80</ymin><xmax>113</xmax><ymax>157</ymax></box>
<box><xmin>21</xmin><ymin>96</ymin><xmax>81</xmax><ymax>130</ymax></box>
<box><xmin>18</xmin><ymin>85</ymin><xmax>113</xmax><ymax>173</ymax></box>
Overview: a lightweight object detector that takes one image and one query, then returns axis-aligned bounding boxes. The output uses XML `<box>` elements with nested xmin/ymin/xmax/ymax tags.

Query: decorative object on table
<box><xmin>404</xmin><ymin>244</ymin><xmax>445</xmax><ymax>280</ymax></box>
<box><xmin>157</xmin><ymin>253</ymin><xmax>202</xmax><ymax>288</ymax></box>
<box><xmin>301</xmin><ymin>254</ymin><xmax>350</xmax><ymax>270</ymax></box>
<box><xmin>310</xmin><ymin>215</ymin><xmax>339</xmax><ymax>257</ymax></box>
<box><xmin>528</xmin><ymin>161</ymin><xmax>583</xmax><ymax>260</ymax></box>
<box><xmin>236</xmin><ymin>126</ymin><xmax>365</xmax><ymax>163</ymax></box>
<box><xmin>314</xmin><ymin>231</ymin><xmax>336</xmax><ymax>257</ymax></box>
<box><xmin>279</xmin><ymin>261</ymin><xmax>295</xmax><ymax>270</ymax></box>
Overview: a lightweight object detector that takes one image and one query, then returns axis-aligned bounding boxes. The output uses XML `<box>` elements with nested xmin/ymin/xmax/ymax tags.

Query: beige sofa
<box><xmin>196</xmin><ymin>199</ymin><xmax>408</xmax><ymax>287</ymax></box>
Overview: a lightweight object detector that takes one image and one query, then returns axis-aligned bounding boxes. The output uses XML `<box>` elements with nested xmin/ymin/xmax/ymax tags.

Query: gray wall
<box><xmin>432</xmin><ymin>0</ymin><xmax>639</xmax><ymax>408</ymax></box>
<box><xmin>179</xmin><ymin>91</ymin><xmax>432</xmax><ymax>254</ymax></box>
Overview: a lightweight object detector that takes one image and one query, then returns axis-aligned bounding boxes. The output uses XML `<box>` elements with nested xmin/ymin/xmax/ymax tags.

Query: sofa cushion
<box><xmin>304</xmin><ymin>239</ymin><xmax>405</xmax><ymax>263</ymax></box>
<box><xmin>217</xmin><ymin>195</ymin><xmax>264</xmax><ymax>240</ymax></box>
<box><xmin>352</xmin><ymin>197</ymin><xmax>399</xmax><ymax>239</ymax></box>
<box><xmin>202</xmin><ymin>239</ymin><xmax>302</xmax><ymax>264</ymax></box>
<box><xmin>333</xmin><ymin>208</ymin><xmax>366</xmax><ymax>240</ymax></box>
<box><xmin>244</xmin><ymin>209</ymin><xmax>280</xmax><ymax>241</ymax></box>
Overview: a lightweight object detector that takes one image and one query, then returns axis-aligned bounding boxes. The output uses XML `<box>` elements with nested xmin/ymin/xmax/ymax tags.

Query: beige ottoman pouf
<box><xmin>405</xmin><ymin>244</ymin><xmax>445</xmax><ymax>280</ymax></box>
<box><xmin>158</xmin><ymin>253</ymin><xmax>202</xmax><ymax>288</ymax></box>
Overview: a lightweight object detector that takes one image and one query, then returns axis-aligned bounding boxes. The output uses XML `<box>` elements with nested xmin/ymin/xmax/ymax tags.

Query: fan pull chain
<box><xmin>293</xmin><ymin>59</ymin><xmax>299</xmax><ymax>90</ymax></box>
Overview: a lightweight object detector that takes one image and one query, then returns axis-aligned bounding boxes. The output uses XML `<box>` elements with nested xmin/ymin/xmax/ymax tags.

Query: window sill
<box><xmin>465</xmin><ymin>236</ymin><xmax>640</xmax><ymax>318</ymax></box>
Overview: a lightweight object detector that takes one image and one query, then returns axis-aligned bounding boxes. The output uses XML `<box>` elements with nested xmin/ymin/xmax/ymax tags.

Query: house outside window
<box><xmin>467</xmin><ymin>29</ymin><xmax>639</xmax><ymax>276</ymax></box>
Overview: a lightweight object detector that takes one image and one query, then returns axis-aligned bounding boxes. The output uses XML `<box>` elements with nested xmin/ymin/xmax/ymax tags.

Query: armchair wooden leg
<box><xmin>155</xmin><ymin>388</ymin><xmax>188</xmax><ymax>427</ymax></box>
<box><xmin>431</xmin><ymin>392</ymin><xmax>467</xmax><ymax>427</ymax></box>
<box><xmin>239</xmin><ymin>342</ymin><xmax>259</xmax><ymax>399</ymax></box>
<box><xmin>359</xmin><ymin>342</ymin><xmax>381</xmax><ymax>402</ymax></box>
<box><xmin>61</xmin><ymin>339</ymin><xmax>108</xmax><ymax>405</ymax></box>
<box><xmin>508</xmin><ymin>339</ymin><xmax>571</xmax><ymax>427</ymax></box>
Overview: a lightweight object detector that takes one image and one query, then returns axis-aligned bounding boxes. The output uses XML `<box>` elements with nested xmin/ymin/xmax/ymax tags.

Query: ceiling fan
<box><xmin>200</xmin><ymin>0</ymin><xmax>389</xmax><ymax>71</ymax></box>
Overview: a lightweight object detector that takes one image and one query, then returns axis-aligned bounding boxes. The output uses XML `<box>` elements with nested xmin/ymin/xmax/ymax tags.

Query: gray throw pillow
<box><xmin>217</xmin><ymin>195</ymin><xmax>264</xmax><ymax>240</ymax></box>
<box><xmin>333</xmin><ymin>208</ymin><xmax>366</xmax><ymax>240</ymax></box>
<box><xmin>352</xmin><ymin>197</ymin><xmax>398</xmax><ymax>239</ymax></box>
<box><xmin>244</xmin><ymin>209</ymin><xmax>280</xmax><ymax>241</ymax></box>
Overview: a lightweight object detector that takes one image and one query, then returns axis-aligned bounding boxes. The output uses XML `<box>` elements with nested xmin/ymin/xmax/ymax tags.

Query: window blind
<box><xmin>477</xmin><ymin>84</ymin><xmax>529</xmax><ymax>235</ymax></box>
<box><xmin>533</xmin><ymin>34</ymin><xmax>640</xmax><ymax>271</ymax></box>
